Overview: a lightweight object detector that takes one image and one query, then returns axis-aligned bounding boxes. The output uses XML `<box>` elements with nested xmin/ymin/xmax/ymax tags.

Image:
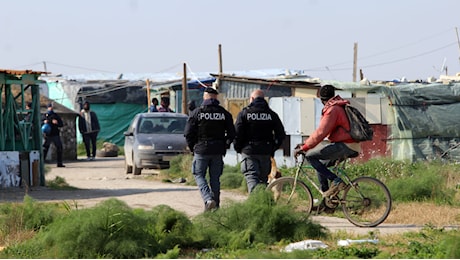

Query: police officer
<box><xmin>42</xmin><ymin>102</ymin><xmax>66</xmax><ymax>167</ymax></box>
<box><xmin>184</xmin><ymin>87</ymin><xmax>235</xmax><ymax>211</ymax></box>
<box><xmin>234</xmin><ymin>89</ymin><xmax>286</xmax><ymax>193</ymax></box>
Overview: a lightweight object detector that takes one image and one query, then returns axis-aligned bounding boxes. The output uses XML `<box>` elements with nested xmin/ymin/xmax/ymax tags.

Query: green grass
<box><xmin>1</xmin><ymin>158</ymin><xmax>459</xmax><ymax>258</ymax></box>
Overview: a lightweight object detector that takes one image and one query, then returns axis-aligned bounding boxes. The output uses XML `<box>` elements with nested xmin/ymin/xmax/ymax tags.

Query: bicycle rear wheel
<box><xmin>341</xmin><ymin>176</ymin><xmax>392</xmax><ymax>227</ymax></box>
<box><xmin>266</xmin><ymin>177</ymin><xmax>313</xmax><ymax>216</ymax></box>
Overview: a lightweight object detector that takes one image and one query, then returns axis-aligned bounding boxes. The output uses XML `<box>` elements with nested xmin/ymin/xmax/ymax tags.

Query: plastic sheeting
<box><xmin>380</xmin><ymin>83</ymin><xmax>460</xmax><ymax>162</ymax></box>
<box><xmin>90</xmin><ymin>103</ymin><xmax>147</xmax><ymax>146</ymax></box>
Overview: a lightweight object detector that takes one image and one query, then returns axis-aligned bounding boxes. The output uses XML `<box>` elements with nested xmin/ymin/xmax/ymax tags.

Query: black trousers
<box><xmin>83</xmin><ymin>132</ymin><xmax>98</xmax><ymax>158</ymax></box>
<box><xmin>43</xmin><ymin>135</ymin><xmax>64</xmax><ymax>165</ymax></box>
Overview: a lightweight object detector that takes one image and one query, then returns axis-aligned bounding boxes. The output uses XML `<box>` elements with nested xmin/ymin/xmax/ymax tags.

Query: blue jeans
<box><xmin>305</xmin><ymin>142</ymin><xmax>358</xmax><ymax>192</ymax></box>
<box><xmin>240</xmin><ymin>154</ymin><xmax>271</xmax><ymax>193</ymax></box>
<box><xmin>192</xmin><ymin>154</ymin><xmax>224</xmax><ymax>207</ymax></box>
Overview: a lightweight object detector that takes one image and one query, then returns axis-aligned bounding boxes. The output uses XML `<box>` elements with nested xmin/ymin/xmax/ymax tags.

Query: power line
<box><xmin>360</xmin><ymin>42</ymin><xmax>457</xmax><ymax>69</ymax></box>
<box><xmin>304</xmin><ymin>41</ymin><xmax>457</xmax><ymax>73</ymax></box>
<box><xmin>45</xmin><ymin>61</ymin><xmax>118</xmax><ymax>73</ymax></box>
<box><xmin>359</xmin><ymin>28</ymin><xmax>455</xmax><ymax>61</ymax></box>
<box><xmin>304</xmin><ymin>28</ymin><xmax>457</xmax><ymax>72</ymax></box>
<box><xmin>11</xmin><ymin>62</ymin><xmax>44</xmax><ymax>70</ymax></box>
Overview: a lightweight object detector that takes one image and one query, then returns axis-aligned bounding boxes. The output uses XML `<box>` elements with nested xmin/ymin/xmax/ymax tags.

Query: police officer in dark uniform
<box><xmin>42</xmin><ymin>102</ymin><xmax>66</xmax><ymax>167</ymax></box>
<box><xmin>184</xmin><ymin>87</ymin><xmax>235</xmax><ymax>211</ymax></box>
<box><xmin>234</xmin><ymin>89</ymin><xmax>286</xmax><ymax>193</ymax></box>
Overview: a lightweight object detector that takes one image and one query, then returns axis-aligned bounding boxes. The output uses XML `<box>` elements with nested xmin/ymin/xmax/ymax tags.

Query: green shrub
<box><xmin>341</xmin><ymin>159</ymin><xmax>458</xmax><ymax>204</ymax></box>
<box><xmin>0</xmin><ymin>199</ymin><xmax>197</xmax><ymax>258</ymax></box>
<box><xmin>437</xmin><ymin>233</ymin><xmax>460</xmax><ymax>258</ymax></box>
<box><xmin>220</xmin><ymin>172</ymin><xmax>244</xmax><ymax>189</ymax></box>
<box><xmin>193</xmin><ymin>190</ymin><xmax>327</xmax><ymax>250</ymax></box>
<box><xmin>45</xmin><ymin>176</ymin><xmax>77</xmax><ymax>190</ymax></box>
<box><xmin>167</xmin><ymin>154</ymin><xmax>194</xmax><ymax>183</ymax></box>
<box><xmin>0</xmin><ymin>196</ymin><xmax>61</xmax><ymax>236</ymax></box>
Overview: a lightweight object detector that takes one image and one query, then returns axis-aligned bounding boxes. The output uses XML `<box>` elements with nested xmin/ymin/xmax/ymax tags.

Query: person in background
<box><xmin>234</xmin><ymin>89</ymin><xmax>286</xmax><ymax>193</ymax></box>
<box><xmin>294</xmin><ymin>84</ymin><xmax>361</xmax><ymax>199</ymax></box>
<box><xmin>184</xmin><ymin>87</ymin><xmax>235</xmax><ymax>211</ymax></box>
<box><xmin>150</xmin><ymin>97</ymin><xmax>159</xmax><ymax>112</ymax></box>
<box><xmin>24</xmin><ymin>102</ymin><xmax>33</xmax><ymax>122</ymax></box>
<box><xmin>42</xmin><ymin>102</ymin><xmax>65</xmax><ymax>167</ymax></box>
<box><xmin>158</xmin><ymin>96</ymin><xmax>174</xmax><ymax>112</ymax></box>
<box><xmin>187</xmin><ymin>100</ymin><xmax>196</xmax><ymax>115</ymax></box>
<box><xmin>78</xmin><ymin>101</ymin><xmax>101</xmax><ymax>161</ymax></box>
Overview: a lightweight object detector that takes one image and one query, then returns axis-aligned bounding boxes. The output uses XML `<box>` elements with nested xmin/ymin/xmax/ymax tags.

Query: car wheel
<box><xmin>132</xmin><ymin>152</ymin><xmax>142</xmax><ymax>175</ymax></box>
<box><xmin>133</xmin><ymin>163</ymin><xmax>142</xmax><ymax>175</ymax></box>
<box><xmin>125</xmin><ymin>158</ymin><xmax>133</xmax><ymax>174</ymax></box>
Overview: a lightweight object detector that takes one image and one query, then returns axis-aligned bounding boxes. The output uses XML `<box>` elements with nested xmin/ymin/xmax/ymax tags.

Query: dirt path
<box><xmin>0</xmin><ymin>156</ymin><xmax>429</xmax><ymax>235</ymax></box>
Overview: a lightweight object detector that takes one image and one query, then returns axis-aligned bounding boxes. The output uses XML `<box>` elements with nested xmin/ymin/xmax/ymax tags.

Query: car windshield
<box><xmin>138</xmin><ymin>117</ymin><xmax>187</xmax><ymax>134</ymax></box>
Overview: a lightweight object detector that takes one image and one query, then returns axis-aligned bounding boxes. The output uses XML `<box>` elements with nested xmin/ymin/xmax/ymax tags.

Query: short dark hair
<box><xmin>318</xmin><ymin>85</ymin><xmax>335</xmax><ymax>101</ymax></box>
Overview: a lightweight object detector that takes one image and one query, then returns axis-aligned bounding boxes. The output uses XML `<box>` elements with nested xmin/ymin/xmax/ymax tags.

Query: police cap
<box><xmin>204</xmin><ymin>87</ymin><xmax>218</xmax><ymax>95</ymax></box>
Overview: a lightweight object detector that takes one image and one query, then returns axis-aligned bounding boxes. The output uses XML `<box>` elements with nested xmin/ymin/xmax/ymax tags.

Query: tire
<box><xmin>96</xmin><ymin>150</ymin><xmax>118</xmax><ymax>157</ymax></box>
<box><xmin>266</xmin><ymin>177</ymin><xmax>313</xmax><ymax>217</ymax></box>
<box><xmin>341</xmin><ymin>176</ymin><xmax>392</xmax><ymax>227</ymax></box>
<box><xmin>133</xmin><ymin>164</ymin><xmax>142</xmax><ymax>175</ymax></box>
<box><xmin>132</xmin><ymin>153</ymin><xmax>142</xmax><ymax>175</ymax></box>
<box><xmin>124</xmin><ymin>158</ymin><xmax>133</xmax><ymax>174</ymax></box>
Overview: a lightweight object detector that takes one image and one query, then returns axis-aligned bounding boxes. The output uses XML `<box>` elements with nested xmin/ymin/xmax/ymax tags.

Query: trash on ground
<box><xmin>337</xmin><ymin>239</ymin><xmax>379</xmax><ymax>246</ymax></box>
<box><xmin>282</xmin><ymin>239</ymin><xmax>328</xmax><ymax>252</ymax></box>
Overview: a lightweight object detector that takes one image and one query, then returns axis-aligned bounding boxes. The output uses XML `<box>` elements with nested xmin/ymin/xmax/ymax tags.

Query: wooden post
<box><xmin>182</xmin><ymin>63</ymin><xmax>188</xmax><ymax>114</ymax></box>
<box><xmin>218</xmin><ymin>44</ymin><xmax>223</xmax><ymax>75</ymax></box>
<box><xmin>353</xmin><ymin>42</ymin><xmax>358</xmax><ymax>82</ymax></box>
<box><xmin>146</xmin><ymin>79</ymin><xmax>151</xmax><ymax>112</ymax></box>
<box><xmin>456</xmin><ymin>27</ymin><xmax>460</xmax><ymax>64</ymax></box>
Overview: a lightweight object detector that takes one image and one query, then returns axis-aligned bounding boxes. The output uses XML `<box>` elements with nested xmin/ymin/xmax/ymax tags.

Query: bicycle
<box><xmin>266</xmin><ymin>152</ymin><xmax>392</xmax><ymax>227</ymax></box>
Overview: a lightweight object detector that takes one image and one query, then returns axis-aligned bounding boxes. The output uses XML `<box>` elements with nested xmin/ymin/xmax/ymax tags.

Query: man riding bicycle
<box><xmin>294</xmin><ymin>84</ymin><xmax>361</xmax><ymax>197</ymax></box>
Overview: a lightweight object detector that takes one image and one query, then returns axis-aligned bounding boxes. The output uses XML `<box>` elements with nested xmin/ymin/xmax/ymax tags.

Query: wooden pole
<box><xmin>218</xmin><ymin>44</ymin><xmax>223</xmax><ymax>75</ymax></box>
<box><xmin>456</xmin><ymin>27</ymin><xmax>460</xmax><ymax>64</ymax></box>
<box><xmin>353</xmin><ymin>42</ymin><xmax>358</xmax><ymax>82</ymax></box>
<box><xmin>182</xmin><ymin>63</ymin><xmax>188</xmax><ymax>115</ymax></box>
<box><xmin>146</xmin><ymin>79</ymin><xmax>151</xmax><ymax>112</ymax></box>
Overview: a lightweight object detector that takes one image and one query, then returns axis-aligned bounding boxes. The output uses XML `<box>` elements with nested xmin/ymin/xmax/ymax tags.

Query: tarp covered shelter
<box><xmin>331</xmin><ymin>81</ymin><xmax>460</xmax><ymax>162</ymax></box>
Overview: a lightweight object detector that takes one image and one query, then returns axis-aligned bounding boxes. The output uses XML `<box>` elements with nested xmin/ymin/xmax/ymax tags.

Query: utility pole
<box><xmin>456</xmin><ymin>27</ymin><xmax>460</xmax><ymax>64</ymax></box>
<box><xmin>182</xmin><ymin>63</ymin><xmax>188</xmax><ymax>115</ymax></box>
<box><xmin>353</xmin><ymin>42</ymin><xmax>358</xmax><ymax>82</ymax></box>
<box><xmin>146</xmin><ymin>79</ymin><xmax>151</xmax><ymax>112</ymax></box>
<box><xmin>218</xmin><ymin>44</ymin><xmax>223</xmax><ymax>75</ymax></box>
<box><xmin>43</xmin><ymin>61</ymin><xmax>47</xmax><ymax>73</ymax></box>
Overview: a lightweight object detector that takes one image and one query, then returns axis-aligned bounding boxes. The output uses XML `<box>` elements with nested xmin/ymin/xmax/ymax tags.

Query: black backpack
<box><xmin>343</xmin><ymin>105</ymin><xmax>374</xmax><ymax>142</ymax></box>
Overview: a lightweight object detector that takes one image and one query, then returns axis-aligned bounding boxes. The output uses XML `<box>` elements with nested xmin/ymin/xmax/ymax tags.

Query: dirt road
<box><xmin>0</xmin><ymin>156</ymin><xmax>426</xmax><ymax>236</ymax></box>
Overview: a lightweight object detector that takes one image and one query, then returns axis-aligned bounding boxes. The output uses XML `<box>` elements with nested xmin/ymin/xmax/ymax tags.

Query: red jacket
<box><xmin>301</xmin><ymin>95</ymin><xmax>355</xmax><ymax>150</ymax></box>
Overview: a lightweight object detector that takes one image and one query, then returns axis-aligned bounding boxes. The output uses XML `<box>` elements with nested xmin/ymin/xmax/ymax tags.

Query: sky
<box><xmin>1</xmin><ymin>0</ymin><xmax>460</xmax><ymax>82</ymax></box>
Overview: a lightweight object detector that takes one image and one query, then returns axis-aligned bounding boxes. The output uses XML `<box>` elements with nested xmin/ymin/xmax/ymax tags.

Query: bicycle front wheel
<box><xmin>341</xmin><ymin>176</ymin><xmax>392</xmax><ymax>227</ymax></box>
<box><xmin>266</xmin><ymin>177</ymin><xmax>313</xmax><ymax>217</ymax></box>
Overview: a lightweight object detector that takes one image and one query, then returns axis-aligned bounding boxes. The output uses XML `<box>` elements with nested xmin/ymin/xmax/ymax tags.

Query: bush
<box><xmin>193</xmin><ymin>190</ymin><xmax>327</xmax><ymax>250</ymax></box>
<box><xmin>0</xmin><ymin>196</ymin><xmax>62</xmax><ymax>244</ymax></box>
<box><xmin>0</xmin><ymin>199</ymin><xmax>197</xmax><ymax>259</ymax></box>
<box><xmin>220</xmin><ymin>172</ymin><xmax>244</xmax><ymax>189</ymax></box>
<box><xmin>167</xmin><ymin>154</ymin><xmax>194</xmax><ymax>184</ymax></box>
<box><xmin>343</xmin><ymin>159</ymin><xmax>458</xmax><ymax>205</ymax></box>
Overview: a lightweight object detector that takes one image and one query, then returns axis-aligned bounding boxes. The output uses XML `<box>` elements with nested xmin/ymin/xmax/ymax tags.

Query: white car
<box><xmin>123</xmin><ymin>112</ymin><xmax>189</xmax><ymax>174</ymax></box>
